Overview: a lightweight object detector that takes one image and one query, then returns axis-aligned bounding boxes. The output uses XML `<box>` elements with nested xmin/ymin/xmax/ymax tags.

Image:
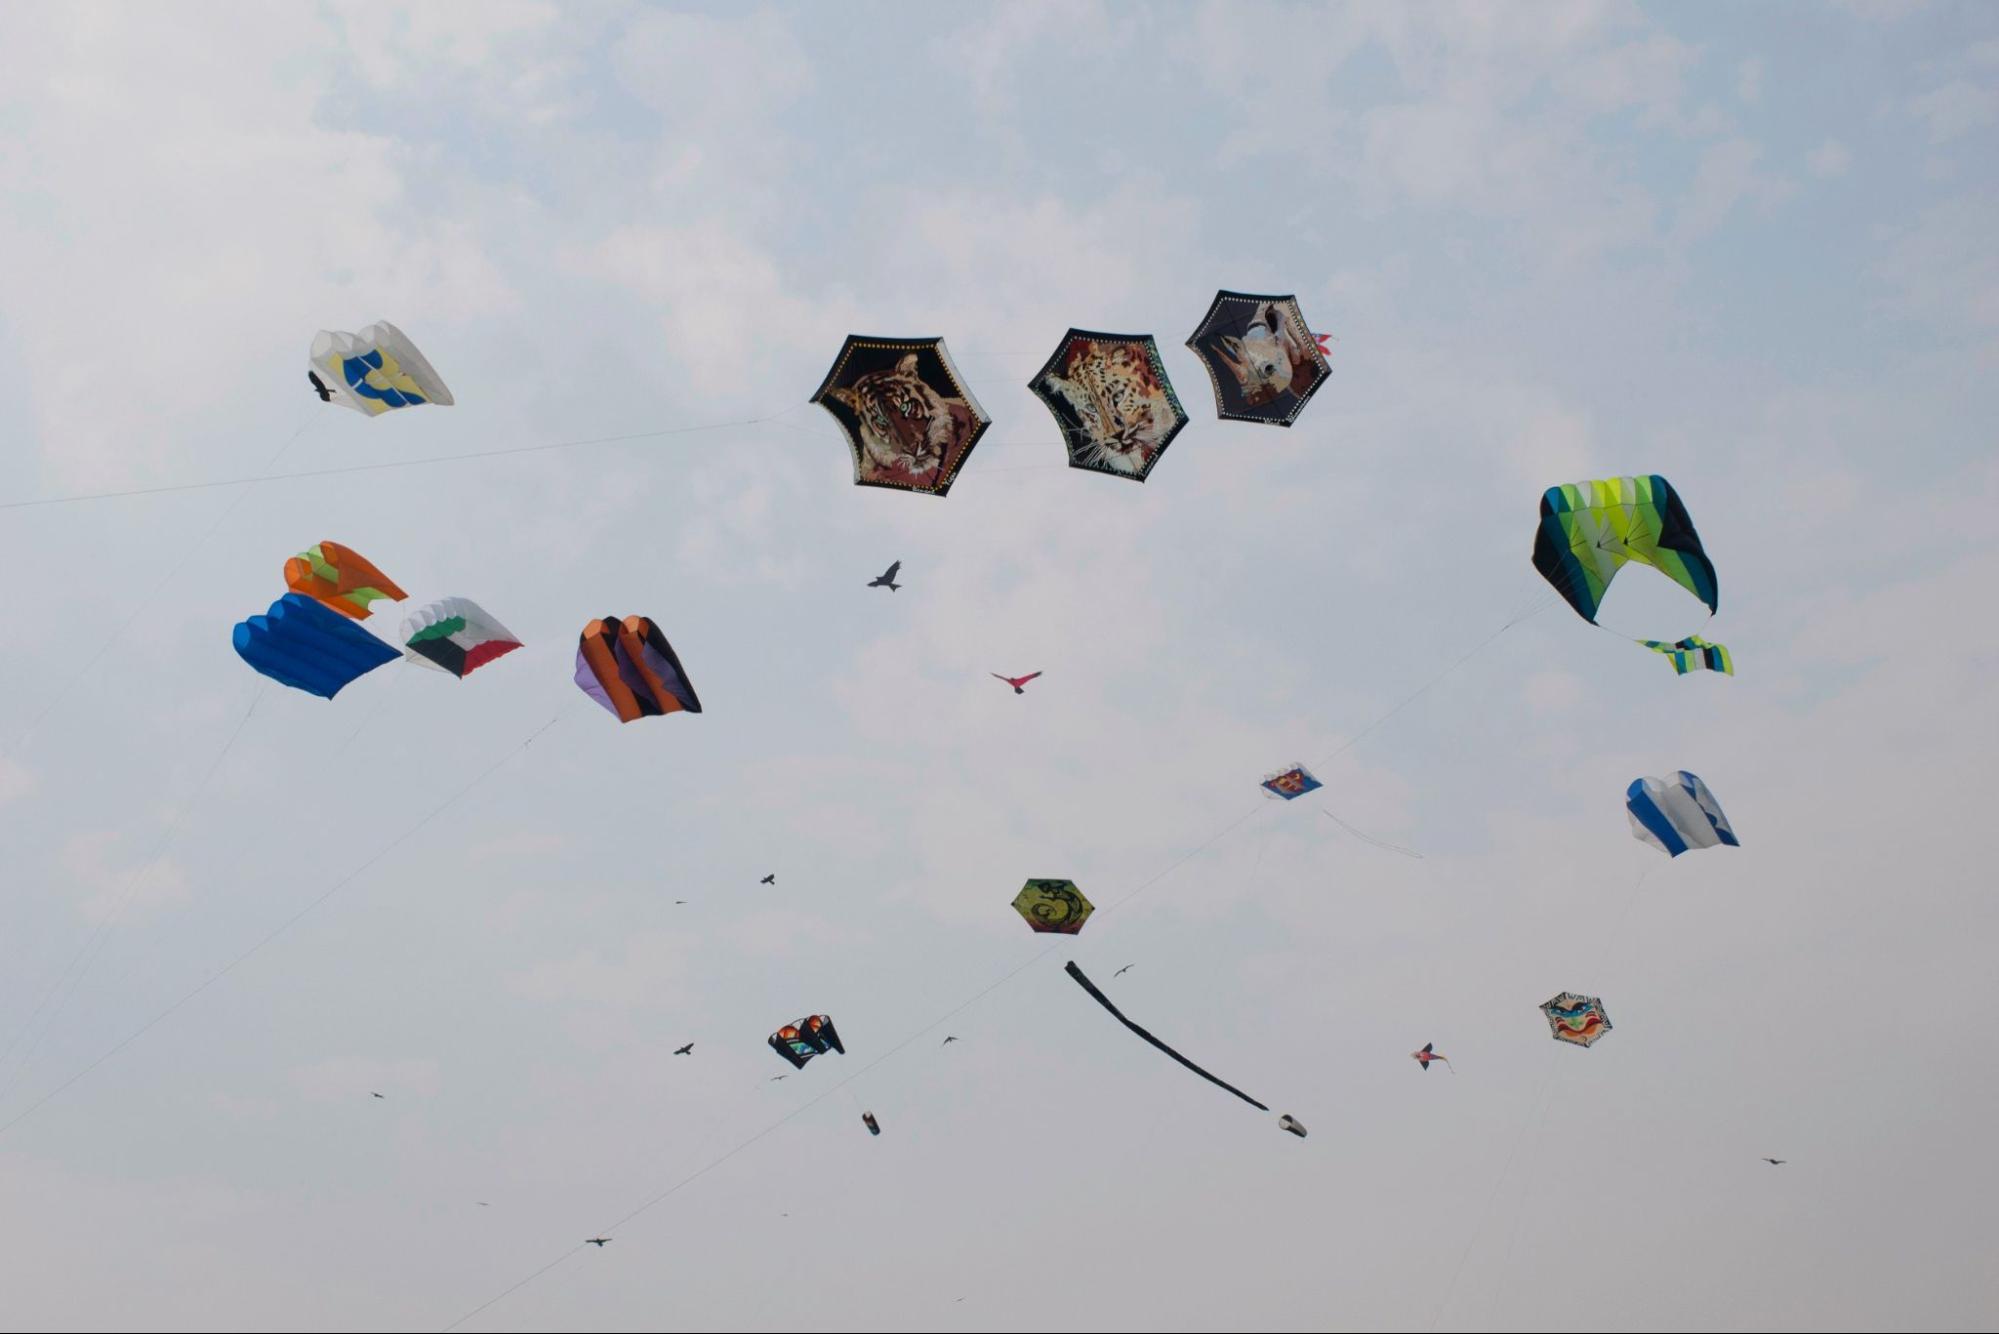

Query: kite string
<box><xmin>439</xmin><ymin>588</ymin><xmax>1554</xmax><ymax>1330</ymax></box>
<box><xmin>7</xmin><ymin>409</ymin><xmax>319</xmax><ymax>753</ymax></box>
<box><xmin>0</xmin><ymin>408</ymin><xmax>809</xmax><ymax>511</ymax></box>
<box><xmin>0</xmin><ymin>712</ymin><xmax>563</xmax><ymax>1142</ymax></box>
<box><xmin>0</xmin><ymin>680</ymin><xmax>266</xmax><ymax>1097</ymax></box>
<box><xmin>1427</xmin><ymin>1041</ymin><xmax>1563</xmax><ymax>1333</ymax></box>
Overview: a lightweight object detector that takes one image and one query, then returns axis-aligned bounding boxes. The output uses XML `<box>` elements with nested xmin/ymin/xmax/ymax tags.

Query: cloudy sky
<box><xmin>1</xmin><ymin>3</ymin><xmax>1995</xmax><ymax>1331</ymax></box>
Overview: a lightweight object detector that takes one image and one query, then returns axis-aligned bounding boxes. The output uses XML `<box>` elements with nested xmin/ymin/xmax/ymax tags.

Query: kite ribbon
<box><xmin>1064</xmin><ymin>961</ymin><xmax>1269</xmax><ymax>1112</ymax></box>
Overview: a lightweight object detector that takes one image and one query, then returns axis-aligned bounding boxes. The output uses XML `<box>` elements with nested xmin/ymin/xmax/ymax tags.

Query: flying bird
<box><xmin>769</xmin><ymin>1075</ymin><xmax>788</xmax><ymax>1081</ymax></box>
<box><xmin>674</xmin><ymin>1043</ymin><xmax>695</xmax><ymax>1056</ymax></box>
<box><xmin>1114</xmin><ymin>964</ymin><xmax>1134</xmax><ymax>977</ymax></box>
<box><xmin>371</xmin><ymin>1092</ymin><xmax>384</xmax><ymax>1099</ymax></box>
<box><xmin>586</xmin><ymin>1237</ymin><xmax>611</xmax><ymax>1247</ymax></box>
<box><xmin>940</xmin><ymin>1035</ymin><xmax>959</xmax><ymax>1046</ymax></box>
<box><xmin>761</xmin><ymin>874</ymin><xmax>776</xmax><ymax>885</ymax></box>
<box><xmin>675</xmin><ymin>899</ymin><xmax>687</xmax><ymax>904</ymax></box>
<box><xmin>868</xmin><ymin>560</ymin><xmax>902</xmax><ymax>592</ymax></box>
<box><xmin>991</xmin><ymin>671</ymin><xmax>1042</xmax><ymax>695</ymax></box>
<box><xmin>1763</xmin><ymin>1158</ymin><xmax>1787</xmax><ymax>1166</ymax></box>
<box><xmin>1411</xmin><ymin>1042</ymin><xmax>1453</xmax><ymax>1073</ymax></box>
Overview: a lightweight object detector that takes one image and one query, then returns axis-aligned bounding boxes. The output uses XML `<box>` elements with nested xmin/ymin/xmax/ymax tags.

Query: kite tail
<box><xmin>1064</xmin><ymin>962</ymin><xmax>1269</xmax><ymax>1112</ymax></box>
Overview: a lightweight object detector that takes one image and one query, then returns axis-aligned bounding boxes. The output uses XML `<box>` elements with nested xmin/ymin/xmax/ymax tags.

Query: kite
<box><xmin>1027</xmin><ymin>329</ymin><xmax>1188</xmax><ymax>482</ymax></box>
<box><xmin>402</xmin><ymin>597</ymin><xmax>522</xmax><ymax>678</ymax></box>
<box><xmin>1532</xmin><ymin>476</ymin><xmax>1718</xmax><ymax>627</ymax></box>
<box><xmin>809</xmin><ymin>336</ymin><xmax>989</xmax><ymax>496</ymax></box>
<box><xmin>1185</xmin><ymin>291</ymin><xmax>1330</xmax><ymax>426</ymax></box>
<box><xmin>862</xmin><ymin>1111</ymin><xmax>881</xmax><ymax>1136</ymax></box>
<box><xmin>1064</xmin><ymin>962</ymin><xmax>1270</xmax><ymax>1110</ymax></box>
<box><xmin>991</xmin><ymin>671</ymin><xmax>1041</xmax><ymax>695</ymax></box>
<box><xmin>1261</xmin><ymin>764</ymin><xmax>1322</xmax><ymax>801</ymax></box>
<box><xmin>308</xmin><ymin>321</ymin><xmax>453</xmax><ymax>416</ymax></box>
<box><xmin>1012</xmin><ymin>879</ymin><xmax>1093</xmax><ymax>935</ymax></box>
<box><xmin>1627</xmin><ymin>771</ymin><xmax>1739</xmax><ymax>858</ymax></box>
<box><xmin>1411</xmin><ymin>1042</ymin><xmax>1452</xmax><ymax>1073</ymax></box>
<box><xmin>284</xmin><ymin>542</ymin><xmax>406</xmax><ymax>620</ymax></box>
<box><xmin>233</xmin><ymin>592</ymin><xmax>399</xmax><ymax>699</ymax></box>
<box><xmin>1278</xmin><ymin>1115</ymin><xmax>1308</xmax><ymax>1138</ymax></box>
<box><xmin>1641</xmin><ymin>635</ymin><xmax>1734</xmax><ymax>676</ymax></box>
<box><xmin>1541</xmin><ymin>992</ymin><xmax>1612</xmax><ymax>1048</ymax></box>
<box><xmin>768</xmin><ymin>1014</ymin><xmax>845</xmax><ymax>1070</ymax></box>
<box><xmin>574</xmin><ymin>615</ymin><xmax>703</xmax><ymax>724</ymax></box>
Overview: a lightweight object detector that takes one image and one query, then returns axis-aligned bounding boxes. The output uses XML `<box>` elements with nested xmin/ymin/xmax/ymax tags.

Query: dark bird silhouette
<box><xmin>586</xmin><ymin>1236</ymin><xmax>611</xmax><ymax>1247</ymax></box>
<box><xmin>761</xmin><ymin>874</ymin><xmax>776</xmax><ymax>885</ymax></box>
<box><xmin>868</xmin><ymin>560</ymin><xmax>902</xmax><ymax>592</ymax></box>
<box><xmin>941</xmin><ymin>1035</ymin><xmax>959</xmax><ymax>1046</ymax></box>
<box><xmin>308</xmin><ymin>370</ymin><xmax>332</xmax><ymax>402</ymax></box>
<box><xmin>675</xmin><ymin>899</ymin><xmax>687</xmax><ymax>904</ymax></box>
<box><xmin>1114</xmin><ymin>964</ymin><xmax>1134</xmax><ymax>977</ymax></box>
<box><xmin>769</xmin><ymin>1075</ymin><xmax>787</xmax><ymax>1081</ymax></box>
<box><xmin>1763</xmin><ymin>1158</ymin><xmax>1787</xmax><ymax>1165</ymax></box>
<box><xmin>371</xmin><ymin>1092</ymin><xmax>384</xmax><ymax>1099</ymax></box>
<box><xmin>991</xmin><ymin>671</ymin><xmax>1042</xmax><ymax>695</ymax></box>
<box><xmin>674</xmin><ymin>1043</ymin><xmax>694</xmax><ymax>1056</ymax></box>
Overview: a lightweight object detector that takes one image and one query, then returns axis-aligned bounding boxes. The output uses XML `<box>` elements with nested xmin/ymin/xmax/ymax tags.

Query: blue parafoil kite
<box><xmin>233</xmin><ymin>593</ymin><xmax>399</xmax><ymax>699</ymax></box>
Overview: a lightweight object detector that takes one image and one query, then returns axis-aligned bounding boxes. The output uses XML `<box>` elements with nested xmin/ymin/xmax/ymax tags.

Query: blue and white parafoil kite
<box><xmin>1626</xmin><ymin>771</ymin><xmax>1738</xmax><ymax>857</ymax></box>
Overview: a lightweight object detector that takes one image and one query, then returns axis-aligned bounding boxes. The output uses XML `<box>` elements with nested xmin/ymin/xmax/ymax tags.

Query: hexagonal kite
<box><xmin>1541</xmin><ymin>992</ymin><xmax>1612</xmax><ymax>1048</ymax></box>
<box><xmin>1011</xmin><ymin>878</ymin><xmax>1093</xmax><ymax>935</ymax></box>
<box><xmin>1185</xmin><ymin>291</ymin><xmax>1330</xmax><ymax>426</ymax></box>
<box><xmin>1027</xmin><ymin>329</ymin><xmax>1188</xmax><ymax>482</ymax></box>
<box><xmin>810</xmin><ymin>336</ymin><xmax>989</xmax><ymax>497</ymax></box>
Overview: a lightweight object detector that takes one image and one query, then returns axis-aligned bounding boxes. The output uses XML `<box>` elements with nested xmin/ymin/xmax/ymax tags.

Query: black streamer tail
<box><xmin>1064</xmin><ymin>962</ymin><xmax>1269</xmax><ymax>1112</ymax></box>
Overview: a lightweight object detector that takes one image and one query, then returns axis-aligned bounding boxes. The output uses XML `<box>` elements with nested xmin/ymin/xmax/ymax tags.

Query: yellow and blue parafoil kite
<box><xmin>1532</xmin><ymin>476</ymin><xmax>1718</xmax><ymax>624</ymax></box>
<box><xmin>309</xmin><ymin>321</ymin><xmax>453</xmax><ymax>416</ymax></box>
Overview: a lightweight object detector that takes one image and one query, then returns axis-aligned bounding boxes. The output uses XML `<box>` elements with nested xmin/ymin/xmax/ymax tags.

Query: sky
<box><xmin>0</xmin><ymin>2</ymin><xmax>1996</xmax><ymax>1331</ymax></box>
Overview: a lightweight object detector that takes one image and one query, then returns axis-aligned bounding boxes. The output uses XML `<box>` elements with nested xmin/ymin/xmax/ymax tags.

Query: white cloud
<box><xmin>1907</xmin><ymin>77</ymin><xmax>1999</xmax><ymax>143</ymax></box>
<box><xmin>1809</xmin><ymin>137</ymin><xmax>1853</xmax><ymax>177</ymax></box>
<box><xmin>1737</xmin><ymin>56</ymin><xmax>1764</xmax><ymax>104</ymax></box>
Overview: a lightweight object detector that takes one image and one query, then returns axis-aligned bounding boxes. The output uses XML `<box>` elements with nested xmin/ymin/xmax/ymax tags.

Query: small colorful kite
<box><xmin>574</xmin><ymin>615</ymin><xmax>703</xmax><ymax>724</ymax></box>
<box><xmin>810</xmin><ymin>336</ymin><xmax>989</xmax><ymax>497</ymax></box>
<box><xmin>1627</xmin><ymin>771</ymin><xmax>1739</xmax><ymax>858</ymax></box>
<box><xmin>233</xmin><ymin>592</ymin><xmax>399</xmax><ymax>699</ymax></box>
<box><xmin>1411</xmin><ymin>1042</ymin><xmax>1452</xmax><ymax>1073</ymax></box>
<box><xmin>1027</xmin><ymin>329</ymin><xmax>1188</xmax><ymax>482</ymax></box>
<box><xmin>1012</xmin><ymin>879</ymin><xmax>1093</xmax><ymax>935</ymax></box>
<box><xmin>768</xmin><ymin>1015</ymin><xmax>845</xmax><ymax>1071</ymax></box>
<box><xmin>1541</xmin><ymin>993</ymin><xmax>1612</xmax><ymax>1048</ymax></box>
<box><xmin>862</xmin><ymin>1111</ymin><xmax>881</xmax><ymax>1136</ymax></box>
<box><xmin>1278</xmin><ymin>1114</ymin><xmax>1308</xmax><ymax>1138</ymax></box>
<box><xmin>402</xmin><ymin>597</ymin><xmax>522</xmax><ymax>678</ymax></box>
<box><xmin>1261</xmin><ymin>764</ymin><xmax>1323</xmax><ymax>800</ymax></box>
<box><xmin>308</xmin><ymin>321</ymin><xmax>452</xmax><ymax>416</ymax></box>
<box><xmin>1640</xmin><ymin>635</ymin><xmax>1734</xmax><ymax>676</ymax></box>
<box><xmin>284</xmin><ymin>542</ymin><xmax>406</xmax><ymax>620</ymax></box>
<box><xmin>1185</xmin><ymin>291</ymin><xmax>1330</xmax><ymax>426</ymax></box>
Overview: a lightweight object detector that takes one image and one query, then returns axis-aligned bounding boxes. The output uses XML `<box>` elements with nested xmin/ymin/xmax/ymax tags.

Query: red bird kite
<box><xmin>1411</xmin><ymin>1042</ymin><xmax>1452</xmax><ymax>1073</ymax></box>
<box><xmin>991</xmin><ymin>671</ymin><xmax>1042</xmax><ymax>695</ymax></box>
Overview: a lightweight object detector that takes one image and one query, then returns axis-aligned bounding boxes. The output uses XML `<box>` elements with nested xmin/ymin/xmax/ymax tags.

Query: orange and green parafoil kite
<box><xmin>284</xmin><ymin>542</ymin><xmax>406</xmax><ymax>620</ymax></box>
